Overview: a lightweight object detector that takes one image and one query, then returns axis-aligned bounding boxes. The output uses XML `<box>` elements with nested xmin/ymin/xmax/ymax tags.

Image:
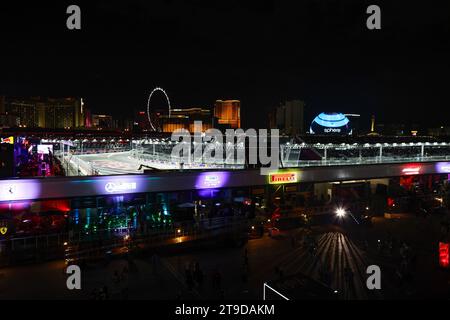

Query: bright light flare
<box><xmin>335</xmin><ymin>208</ymin><xmax>346</xmax><ymax>218</ymax></box>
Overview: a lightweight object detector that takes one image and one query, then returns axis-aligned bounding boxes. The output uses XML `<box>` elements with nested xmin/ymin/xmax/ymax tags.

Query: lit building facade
<box><xmin>0</xmin><ymin>97</ymin><xmax>19</xmax><ymax>128</ymax></box>
<box><xmin>428</xmin><ymin>126</ymin><xmax>450</xmax><ymax>137</ymax></box>
<box><xmin>0</xmin><ymin>113</ymin><xmax>19</xmax><ymax>128</ymax></box>
<box><xmin>2</xmin><ymin>98</ymin><xmax>39</xmax><ymax>128</ymax></box>
<box><xmin>275</xmin><ymin>100</ymin><xmax>305</xmax><ymax>135</ymax></box>
<box><xmin>159</xmin><ymin>107</ymin><xmax>216</xmax><ymax>133</ymax></box>
<box><xmin>92</xmin><ymin>114</ymin><xmax>116</xmax><ymax>129</ymax></box>
<box><xmin>134</xmin><ymin>111</ymin><xmax>150</xmax><ymax>131</ymax></box>
<box><xmin>214</xmin><ymin>100</ymin><xmax>241</xmax><ymax>129</ymax></box>
<box><xmin>1</xmin><ymin>96</ymin><xmax>84</xmax><ymax>129</ymax></box>
<box><xmin>84</xmin><ymin>108</ymin><xmax>93</xmax><ymax>128</ymax></box>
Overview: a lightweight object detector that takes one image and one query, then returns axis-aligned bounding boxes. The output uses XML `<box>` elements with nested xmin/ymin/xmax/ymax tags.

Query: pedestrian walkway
<box><xmin>272</xmin><ymin>232</ymin><xmax>382</xmax><ymax>300</ymax></box>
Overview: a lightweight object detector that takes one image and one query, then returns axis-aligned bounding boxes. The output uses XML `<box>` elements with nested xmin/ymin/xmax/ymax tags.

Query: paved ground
<box><xmin>69</xmin><ymin>152</ymin><xmax>144</xmax><ymax>175</ymax></box>
<box><xmin>0</xmin><ymin>214</ymin><xmax>449</xmax><ymax>299</ymax></box>
<box><xmin>0</xmin><ymin>257</ymin><xmax>200</xmax><ymax>300</ymax></box>
<box><xmin>345</xmin><ymin>213</ymin><xmax>450</xmax><ymax>299</ymax></box>
<box><xmin>0</xmin><ymin>229</ymin><xmax>335</xmax><ymax>300</ymax></box>
<box><xmin>162</xmin><ymin>228</ymin><xmax>385</xmax><ymax>300</ymax></box>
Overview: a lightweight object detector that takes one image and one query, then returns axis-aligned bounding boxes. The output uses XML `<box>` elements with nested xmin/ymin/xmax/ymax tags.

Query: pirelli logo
<box><xmin>269</xmin><ymin>172</ymin><xmax>298</xmax><ymax>184</ymax></box>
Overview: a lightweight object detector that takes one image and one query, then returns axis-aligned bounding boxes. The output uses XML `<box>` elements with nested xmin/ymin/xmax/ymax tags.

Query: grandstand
<box><xmin>49</xmin><ymin>134</ymin><xmax>450</xmax><ymax>176</ymax></box>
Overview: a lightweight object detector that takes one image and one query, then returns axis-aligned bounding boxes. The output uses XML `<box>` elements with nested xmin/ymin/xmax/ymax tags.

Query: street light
<box><xmin>335</xmin><ymin>208</ymin><xmax>346</xmax><ymax>218</ymax></box>
<box><xmin>336</xmin><ymin>207</ymin><xmax>360</xmax><ymax>224</ymax></box>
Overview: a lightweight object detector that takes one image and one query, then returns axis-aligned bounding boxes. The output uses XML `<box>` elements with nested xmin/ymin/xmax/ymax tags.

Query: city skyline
<box><xmin>1</xmin><ymin>1</ymin><xmax>450</xmax><ymax>304</ymax></box>
<box><xmin>0</xmin><ymin>1</ymin><xmax>449</xmax><ymax>129</ymax></box>
<box><xmin>1</xmin><ymin>92</ymin><xmax>447</xmax><ymax>136</ymax></box>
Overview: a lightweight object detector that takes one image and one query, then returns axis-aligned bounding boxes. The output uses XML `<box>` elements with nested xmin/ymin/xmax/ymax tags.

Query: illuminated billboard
<box><xmin>0</xmin><ymin>181</ymin><xmax>41</xmax><ymax>202</ymax></box>
<box><xmin>104</xmin><ymin>182</ymin><xmax>137</xmax><ymax>193</ymax></box>
<box><xmin>195</xmin><ymin>172</ymin><xmax>229</xmax><ymax>189</ymax></box>
<box><xmin>0</xmin><ymin>136</ymin><xmax>14</xmax><ymax>144</ymax></box>
<box><xmin>269</xmin><ymin>172</ymin><xmax>298</xmax><ymax>184</ymax></box>
<box><xmin>439</xmin><ymin>242</ymin><xmax>449</xmax><ymax>268</ymax></box>
<box><xmin>310</xmin><ymin>112</ymin><xmax>351</xmax><ymax>135</ymax></box>
<box><xmin>37</xmin><ymin>144</ymin><xmax>54</xmax><ymax>155</ymax></box>
<box><xmin>401</xmin><ymin>165</ymin><xmax>421</xmax><ymax>175</ymax></box>
<box><xmin>436</xmin><ymin>162</ymin><xmax>450</xmax><ymax>174</ymax></box>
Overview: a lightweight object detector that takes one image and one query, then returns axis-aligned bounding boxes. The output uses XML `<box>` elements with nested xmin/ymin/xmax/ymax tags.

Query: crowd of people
<box><xmin>17</xmin><ymin>151</ymin><xmax>65</xmax><ymax>177</ymax></box>
<box><xmin>317</xmin><ymin>145</ymin><xmax>450</xmax><ymax>161</ymax></box>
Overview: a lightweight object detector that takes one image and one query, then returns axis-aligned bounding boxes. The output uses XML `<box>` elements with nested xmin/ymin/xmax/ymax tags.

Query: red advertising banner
<box><xmin>439</xmin><ymin>242</ymin><xmax>449</xmax><ymax>268</ymax></box>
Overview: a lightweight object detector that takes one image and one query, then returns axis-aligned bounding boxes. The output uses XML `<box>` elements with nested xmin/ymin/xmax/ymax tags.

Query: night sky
<box><xmin>0</xmin><ymin>0</ymin><xmax>449</xmax><ymax>129</ymax></box>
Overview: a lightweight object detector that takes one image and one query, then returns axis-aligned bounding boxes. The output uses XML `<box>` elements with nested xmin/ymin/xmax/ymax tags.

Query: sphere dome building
<box><xmin>309</xmin><ymin>112</ymin><xmax>352</xmax><ymax>135</ymax></box>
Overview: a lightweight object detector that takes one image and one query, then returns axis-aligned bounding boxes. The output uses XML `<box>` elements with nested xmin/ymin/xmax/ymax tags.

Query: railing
<box><xmin>133</xmin><ymin>153</ymin><xmax>450</xmax><ymax>169</ymax></box>
<box><xmin>58</xmin><ymin>148</ymin><xmax>450</xmax><ymax>176</ymax></box>
<box><xmin>282</xmin><ymin>155</ymin><xmax>450</xmax><ymax>168</ymax></box>
<box><xmin>131</xmin><ymin>151</ymin><xmax>245</xmax><ymax>170</ymax></box>
<box><xmin>72</xmin><ymin>148</ymin><xmax>131</xmax><ymax>155</ymax></box>
<box><xmin>63</xmin><ymin>216</ymin><xmax>249</xmax><ymax>263</ymax></box>
<box><xmin>0</xmin><ymin>216</ymin><xmax>249</xmax><ymax>267</ymax></box>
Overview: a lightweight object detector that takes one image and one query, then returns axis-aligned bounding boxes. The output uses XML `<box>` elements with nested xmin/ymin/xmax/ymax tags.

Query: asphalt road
<box><xmin>1</xmin><ymin>215</ymin><xmax>448</xmax><ymax>299</ymax></box>
<box><xmin>69</xmin><ymin>151</ymin><xmax>243</xmax><ymax>175</ymax></box>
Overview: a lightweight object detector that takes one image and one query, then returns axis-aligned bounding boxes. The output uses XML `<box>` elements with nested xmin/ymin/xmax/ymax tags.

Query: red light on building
<box><xmin>387</xmin><ymin>197</ymin><xmax>395</xmax><ymax>207</ymax></box>
<box><xmin>402</xmin><ymin>166</ymin><xmax>421</xmax><ymax>175</ymax></box>
<box><xmin>439</xmin><ymin>242</ymin><xmax>449</xmax><ymax>268</ymax></box>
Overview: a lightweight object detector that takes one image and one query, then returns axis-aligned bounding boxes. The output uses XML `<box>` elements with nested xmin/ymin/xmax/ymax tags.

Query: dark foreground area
<box><xmin>0</xmin><ymin>212</ymin><xmax>449</xmax><ymax>300</ymax></box>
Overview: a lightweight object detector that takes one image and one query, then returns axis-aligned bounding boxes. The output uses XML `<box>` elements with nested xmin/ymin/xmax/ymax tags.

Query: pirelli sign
<box><xmin>269</xmin><ymin>172</ymin><xmax>298</xmax><ymax>184</ymax></box>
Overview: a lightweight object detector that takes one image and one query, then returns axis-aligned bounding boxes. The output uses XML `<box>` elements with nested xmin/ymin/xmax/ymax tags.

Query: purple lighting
<box><xmin>94</xmin><ymin>176</ymin><xmax>143</xmax><ymax>195</ymax></box>
<box><xmin>195</xmin><ymin>172</ymin><xmax>229</xmax><ymax>189</ymax></box>
<box><xmin>436</xmin><ymin>162</ymin><xmax>450</xmax><ymax>174</ymax></box>
<box><xmin>0</xmin><ymin>179</ymin><xmax>41</xmax><ymax>202</ymax></box>
<box><xmin>197</xmin><ymin>189</ymin><xmax>220</xmax><ymax>198</ymax></box>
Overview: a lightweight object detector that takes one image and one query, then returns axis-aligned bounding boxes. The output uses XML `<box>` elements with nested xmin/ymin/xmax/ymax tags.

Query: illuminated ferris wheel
<box><xmin>147</xmin><ymin>87</ymin><xmax>171</xmax><ymax>131</ymax></box>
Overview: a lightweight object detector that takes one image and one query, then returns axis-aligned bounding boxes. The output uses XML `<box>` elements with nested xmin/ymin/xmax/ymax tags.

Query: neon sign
<box><xmin>269</xmin><ymin>172</ymin><xmax>298</xmax><ymax>184</ymax></box>
<box><xmin>439</xmin><ymin>242</ymin><xmax>449</xmax><ymax>268</ymax></box>
<box><xmin>104</xmin><ymin>182</ymin><xmax>137</xmax><ymax>193</ymax></box>
<box><xmin>436</xmin><ymin>162</ymin><xmax>450</xmax><ymax>174</ymax></box>
<box><xmin>402</xmin><ymin>166</ymin><xmax>421</xmax><ymax>175</ymax></box>
<box><xmin>195</xmin><ymin>172</ymin><xmax>229</xmax><ymax>189</ymax></box>
<box><xmin>203</xmin><ymin>174</ymin><xmax>221</xmax><ymax>188</ymax></box>
<box><xmin>0</xmin><ymin>180</ymin><xmax>41</xmax><ymax>202</ymax></box>
<box><xmin>0</xmin><ymin>136</ymin><xmax>14</xmax><ymax>144</ymax></box>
